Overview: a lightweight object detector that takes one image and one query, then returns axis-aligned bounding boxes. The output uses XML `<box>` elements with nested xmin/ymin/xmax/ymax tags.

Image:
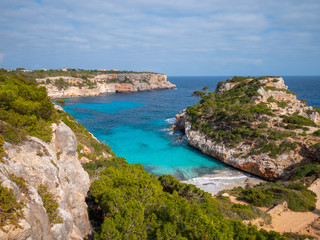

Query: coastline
<box><xmin>38</xmin><ymin>73</ymin><xmax>176</xmax><ymax>98</ymax></box>
<box><xmin>182</xmin><ymin>169</ymin><xmax>264</xmax><ymax>196</ymax></box>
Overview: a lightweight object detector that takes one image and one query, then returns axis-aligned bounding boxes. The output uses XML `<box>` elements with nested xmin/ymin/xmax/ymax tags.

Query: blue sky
<box><xmin>0</xmin><ymin>0</ymin><xmax>319</xmax><ymax>75</ymax></box>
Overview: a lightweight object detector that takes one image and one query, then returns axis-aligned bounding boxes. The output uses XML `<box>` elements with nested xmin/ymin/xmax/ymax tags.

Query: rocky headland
<box><xmin>172</xmin><ymin>76</ymin><xmax>320</xmax><ymax>180</ymax></box>
<box><xmin>36</xmin><ymin>73</ymin><xmax>176</xmax><ymax>98</ymax></box>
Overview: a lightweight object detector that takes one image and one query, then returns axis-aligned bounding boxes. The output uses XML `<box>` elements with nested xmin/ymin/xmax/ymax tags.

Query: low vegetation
<box><xmin>87</xmin><ymin>158</ymin><xmax>286</xmax><ymax>239</ymax></box>
<box><xmin>0</xmin><ymin>183</ymin><xmax>25</xmax><ymax>228</ymax></box>
<box><xmin>0</xmin><ymin>135</ymin><xmax>7</xmax><ymax>162</ymax></box>
<box><xmin>282</xmin><ymin>115</ymin><xmax>317</xmax><ymax>127</ymax></box>
<box><xmin>227</xmin><ymin>181</ymin><xmax>316</xmax><ymax>212</ymax></box>
<box><xmin>0</xmin><ymin>68</ymin><xmax>160</xmax><ymax>82</ymax></box>
<box><xmin>289</xmin><ymin>163</ymin><xmax>320</xmax><ymax>184</ymax></box>
<box><xmin>9</xmin><ymin>174</ymin><xmax>29</xmax><ymax>194</ymax></box>
<box><xmin>186</xmin><ymin>76</ymin><xmax>319</xmax><ymax>158</ymax></box>
<box><xmin>0</xmin><ymin>75</ymin><xmax>56</xmax><ymax>143</ymax></box>
<box><xmin>37</xmin><ymin>184</ymin><xmax>63</xmax><ymax>224</ymax></box>
<box><xmin>57</xmin><ymin>110</ymin><xmax>115</xmax><ymax>162</ymax></box>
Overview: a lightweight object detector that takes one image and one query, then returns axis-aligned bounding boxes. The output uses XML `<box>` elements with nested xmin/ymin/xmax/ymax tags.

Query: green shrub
<box><xmin>283</xmin><ymin>232</ymin><xmax>314</xmax><ymax>240</ymax></box>
<box><xmin>0</xmin><ymin>183</ymin><xmax>25</xmax><ymax>228</ymax></box>
<box><xmin>290</xmin><ymin>164</ymin><xmax>320</xmax><ymax>183</ymax></box>
<box><xmin>313</xmin><ymin>129</ymin><xmax>320</xmax><ymax>137</ymax></box>
<box><xmin>107</xmin><ymin>78</ymin><xmax>118</xmax><ymax>83</ymax></box>
<box><xmin>0</xmin><ymin>135</ymin><xmax>7</xmax><ymax>162</ymax></box>
<box><xmin>237</xmin><ymin>181</ymin><xmax>316</xmax><ymax>212</ymax></box>
<box><xmin>277</xmin><ymin>101</ymin><xmax>287</xmax><ymax>108</ymax></box>
<box><xmin>88</xmin><ymin>163</ymin><xmax>285</xmax><ymax>239</ymax></box>
<box><xmin>37</xmin><ymin>184</ymin><xmax>63</xmax><ymax>224</ymax></box>
<box><xmin>56</xmin><ymin>99</ymin><xmax>66</xmax><ymax>106</ymax></box>
<box><xmin>9</xmin><ymin>174</ymin><xmax>28</xmax><ymax>194</ymax></box>
<box><xmin>0</xmin><ymin>75</ymin><xmax>56</xmax><ymax>142</ymax></box>
<box><xmin>283</xmin><ymin>115</ymin><xmax>317</xmax><ymax>127</ymax></box>
<box><xmin>54</xmin><ymin>78</ymin><xmax>70</xmax><ymax>90</ymax></box>
<box><xmin>313</xmin><ymin>106</ymin><xmax>320</xmax><ymax>113</ymax></box>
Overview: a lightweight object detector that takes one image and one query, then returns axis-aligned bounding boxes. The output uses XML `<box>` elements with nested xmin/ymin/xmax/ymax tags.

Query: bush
<box><xmin>9</xmin><ymin>174</ymin><xmax>28</xmax><ymax>194</ymax></box>
<box><xmin>37</xmin><ymin>184</ymin><xmax>63</xmax><ymax>224</ymax></box>
<box><xmin>237</xmin><ymin>181</ymin><xmax>316</xmax><ymax>212</ymax></box>
<box><xmin>88</xmin><ymin>162</ymin><xmax>285</xmax><ymax>239</ymax></box>
<box><xmin>0</xmin><ymin>183</ymin><xmax>25</xmax><ymax>228</ymax></box>
<box><xmin>0</xmin><ymin>75</ymin><xmax>56</xmax><ymax>142</ymax></box>
<box><xmin>0</xmin><ymin>135</ymin><xmax>7</xmax><ymax>162</ymax></box>
<box><xmin>283</xmin><ymin>232</ymin><xmax>314</xmax><ymax>240</ymax></box>
<box><xmin>56</xmin><ymin>99</ymin><xmax>66</xmax><ymax>106</ymax></box>
<box><xmin>290</xmin><ymin>164</ymin><xmax>320</xmax><ymax>183</ymax></box>
<box><xmin>283</xmin><ymin>115</ymin><xmax>317</xmax><ymax>127</ymax></box>
<box><xmin>313</xmin><ymin>129</ymin><xmax>320</xmax><ymax>137</ymax></box>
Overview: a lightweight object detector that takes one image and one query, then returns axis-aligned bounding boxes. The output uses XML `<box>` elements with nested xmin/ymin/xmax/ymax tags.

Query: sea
<box><xmin>62</xmin><ymin>76</ymin><xmax>320</xmax><ymax>195</ymax></box>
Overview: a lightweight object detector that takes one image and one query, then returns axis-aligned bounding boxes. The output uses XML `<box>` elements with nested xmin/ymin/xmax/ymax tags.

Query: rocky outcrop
<box><xmin>0</xmin><ymin>122</ymin><xmax>90</xmax><ymax>240</ymax></box>
<box><xmin>173</xmin><ymin>77</ymin><xmax>320</xmax><ymax>180</ymax></box>
<box><xmin>176</xmin><ymin>116</ymin><xmax>297</xmax><ymax>179</ymax></box>
<box><xmin>37</xmin><ymin>73</ymin><xmax>176</xmax><ymax>98</ymax></box>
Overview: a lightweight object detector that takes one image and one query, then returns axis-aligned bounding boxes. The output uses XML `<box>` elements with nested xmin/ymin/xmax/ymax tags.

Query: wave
<box><xmin>182</xmin><ymin>172</ymin><xmax>263</xmax><ymax>195</ymax></box>
<box><xmin>190</xmin><ymin>175</ymin><xmax>248</xmax><ymax>181</ymax></box>
<box><xmin>165</xmin><ymin>117</ymin><xmax>175</xmax><ymax>125</ymax></box>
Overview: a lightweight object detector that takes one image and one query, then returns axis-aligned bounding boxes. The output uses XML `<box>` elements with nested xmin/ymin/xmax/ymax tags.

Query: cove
<box><xmin>61</xmin><ymin>76</ymin><xmax>320</xmax><ymax>183</ymax></box>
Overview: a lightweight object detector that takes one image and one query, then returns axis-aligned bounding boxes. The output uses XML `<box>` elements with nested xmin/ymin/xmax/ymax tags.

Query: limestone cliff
<box><xmin>0</xmin><ymin>122</ymin><xmax>91</xmax><ymax>240</ymax></box>
<box><xmin>37</xmin><ymin>73</ymin><xmax>176</xmax><ymax>98</ymax></box>
<box><xmin>173</xmin><ymin>77</ymin><xmax>320</xmax><ymax>180</ymax></box>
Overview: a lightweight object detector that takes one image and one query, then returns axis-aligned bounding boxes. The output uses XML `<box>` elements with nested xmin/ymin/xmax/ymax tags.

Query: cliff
<box><xmin>0</xmin><ymin>75</ymin><xmax>114</xmax><ymax>239</ymax></box>
<box><xmin>173</xmin><ymin>77</ymin><xmax>320</xmax><ymax>180</ymax></box>
<box><xmin>0</xmin><ymin>122</ymin><xmax>91</xmax><ymax>240</ymax></box>
<box><xmin>36</xmin><ymin>73</ymin><xmax>176</xmax><ymax>98</ymax></box>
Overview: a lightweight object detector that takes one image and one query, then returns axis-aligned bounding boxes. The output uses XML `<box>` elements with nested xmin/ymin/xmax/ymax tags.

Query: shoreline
<box><xmin>50</xmin><ymin>86</ymin><xmax>177</xmax><ymax>99</ymax></box>
<box><xmin>182</xmin><ymin>169</ymin><xmax>264</xmax><ymax>195</ymax></box>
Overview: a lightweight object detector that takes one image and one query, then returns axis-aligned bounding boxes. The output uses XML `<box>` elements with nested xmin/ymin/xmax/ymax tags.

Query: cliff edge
<box><xmin>36</xmin><ymin>73</ymin><xmax>176</xmax><ymax>98</ymax></box>
<box><xmin>173</xmin><ymin>76</ymin><xmax>320</xmax><ymax>180</ymax></box>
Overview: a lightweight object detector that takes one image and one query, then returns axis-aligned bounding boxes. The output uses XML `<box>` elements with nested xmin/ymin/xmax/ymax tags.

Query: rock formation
<box><xmin>173</xmin><ymin>77</ymin><xmax>320</xmax><ymax>180</ymax></box>
<box><xmin>0</xmin><ymin>122</ymin><xmax>91</xmax><ymax>240</ymax></box>
<box><xmin>37</xmin><ymin>73</ymin><xmax>176</xmax><ymax>98</ymax></box>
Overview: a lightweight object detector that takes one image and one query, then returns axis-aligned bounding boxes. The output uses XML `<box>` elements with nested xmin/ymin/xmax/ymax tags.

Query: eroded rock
<box><xmin>0</xmin><ymin>122</ymin><xmax>90</xmax><ymax>239</ymax></box>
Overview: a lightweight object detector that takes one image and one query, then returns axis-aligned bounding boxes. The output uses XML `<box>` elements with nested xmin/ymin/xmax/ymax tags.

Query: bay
<box><xmin>62</xmin><ymin>76</ymin><xmax>320</xmax><ymax>193</ymax></box>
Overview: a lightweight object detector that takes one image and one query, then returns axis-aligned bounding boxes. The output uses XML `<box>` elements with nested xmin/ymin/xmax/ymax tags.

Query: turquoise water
<box><xmin>62</xmin><ymin>76</ymin><xmax>320</xmax><ymax>181</ymax></box>
<box><xmin>97</xmin><ymin>125</ymin><xmax>225</xmax><ymax>179</ymax></box>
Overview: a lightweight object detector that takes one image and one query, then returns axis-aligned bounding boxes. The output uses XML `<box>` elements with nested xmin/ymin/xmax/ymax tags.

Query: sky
<box><xmin>0</xmin><ymin>0</ymin><xmax>319</xmax><ymax>76</ymax></box>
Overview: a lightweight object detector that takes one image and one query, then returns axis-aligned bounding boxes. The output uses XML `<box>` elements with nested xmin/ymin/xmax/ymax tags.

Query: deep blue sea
<box><xmin>62</xmin><ymin>76</ymin><xmax>320</xmax><ymax>186</ymax></box>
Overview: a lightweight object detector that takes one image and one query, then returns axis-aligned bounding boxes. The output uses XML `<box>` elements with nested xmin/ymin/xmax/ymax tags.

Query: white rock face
<box><xmin>37</xmin><ymin>73</ymin><xmax>176</xmax><ymax>98</ymax></box>
<box><xmin>0</xmin><ymin>123</ymin><xmax>91</xmax><ymax>240</ymax></box>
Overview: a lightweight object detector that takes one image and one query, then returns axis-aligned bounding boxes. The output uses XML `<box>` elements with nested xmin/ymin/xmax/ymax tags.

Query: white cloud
<box><xmin>0</xmin><ymin>0</ymin><xmax>319</xmax><ymax>74</ymax></box>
